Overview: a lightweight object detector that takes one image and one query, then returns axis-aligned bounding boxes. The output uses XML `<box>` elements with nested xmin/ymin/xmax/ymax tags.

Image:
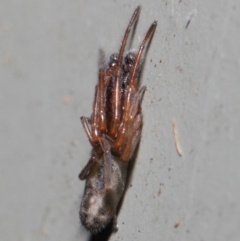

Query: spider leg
<box><xmin>126</xmin><ymin>114</ymin><xmax>144</xmax><ymax>161</ymax></box>
<box><xmin>98</xmin><ymin>57</ymin><xmax>107</xmax><ymax>133</ymax></box>
<box><xmin>91</xmin><ymin>50</ymin><xmax>113</xmax><ymax>141</ymax></box>
<box><xmin>79</xmin><ymin>153</ymin><xmax>98</xmax><ymax>180</ymax></box>
<box><xmin>115</xmin><ymin>22</ymin><xmax>156</xmax><ymax>160</ymax></box>
<box><xmin>104</xmin><ymin>53</ymin><xmax>117</xmax><ymax>87</ymax></box>
<box><xmin>112</xmin><ymin>85</ymin><xmax>145</xmax><ymax>153</ymax></box>
<box><xmin>91</xmin><ymin>84</ymin><xmax>100</xmax><ymax>144</ymax></box>
<box><xmin>112</xmin><ymin>85</ymin><xmax>133</xmax><ymax>151</ymax></box>
<box><xmin>133</xmin><ymin>113</ymin><xmax>143</xmax><ymax>131</ymax></box>
<box><xmin>80</xmin><ymin>116</ymin><xmax>93</xmax><ymax>144</ymax></box>
<box><xmin>112</xmin><ymin>122</ymin><xmax>127</xmax><ymax>152</ymax></box>
<box><xmin>120</xmin><ymin>87</ymin><xmax>146</xmax><ymax>161</ymax></box>
<box><xmin>98</xmin><ymin>136</ymin><xmax>112</xmax><ymax>190</ymax></box>
<box><xmin>120</xmin><ymin>116</ymin><xmax>143</xmax><ymax>162</ymax></box>
<box><xmin>109</xmin><ymin>6</ymin><xmax>141</xmax><ymax>137</ymax></box>
<box><xmin>117</xmin><ymin>6</ymin><xmax>140</xmax><ymax>71</ymax></box>
<box><xmin>129</xmin><ymin>21</ymin><xmax>157</xmax><ymax>88</ymax></box>
<box><xmin>123</xmin><ymin>128</ymin><xmax>142</xmax><ymax>161</ymax></box>
<box><xmin>129</xmin><ymin>86</ymin><xmax>146</xmax><ymax>118</ymax></box>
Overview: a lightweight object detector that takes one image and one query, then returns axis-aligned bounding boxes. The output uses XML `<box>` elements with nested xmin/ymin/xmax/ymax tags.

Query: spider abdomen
<box><xmin>79</xmin><ymin>154</ymin><xmax>127</xmax><ymax>233</ymax></box>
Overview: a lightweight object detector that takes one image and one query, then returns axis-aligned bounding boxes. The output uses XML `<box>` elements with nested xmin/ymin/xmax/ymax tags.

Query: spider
<box><xmin>79</xmin><ymin>6</ymin><xmax>157</xmax><ymax>233</ymax></box>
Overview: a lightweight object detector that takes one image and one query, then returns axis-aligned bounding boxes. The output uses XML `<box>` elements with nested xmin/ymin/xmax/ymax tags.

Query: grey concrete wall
<box><xmin>1</xmin><ymin>0</ymin><xmax>240</xmax><ymax>241</ymax></box>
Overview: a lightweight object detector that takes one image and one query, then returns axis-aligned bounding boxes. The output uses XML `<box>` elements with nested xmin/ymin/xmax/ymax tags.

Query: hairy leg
<box><xmin>109</xmin><ymin>6</ymin><xmax>141</xmax><ymax>137</ymax></box>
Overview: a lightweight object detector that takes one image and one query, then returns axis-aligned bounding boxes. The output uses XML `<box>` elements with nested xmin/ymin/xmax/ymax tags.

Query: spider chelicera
<box><xmin>79</xmin><ymin>6</ymin><xmax>157</xmax><ymax>233</ymax></box>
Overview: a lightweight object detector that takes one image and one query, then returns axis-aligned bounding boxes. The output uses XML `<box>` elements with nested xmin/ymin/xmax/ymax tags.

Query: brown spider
<box><xmin>79</xmin><ymin>6</ymin><xmax>157</xmax><ymax>233</ymax></box>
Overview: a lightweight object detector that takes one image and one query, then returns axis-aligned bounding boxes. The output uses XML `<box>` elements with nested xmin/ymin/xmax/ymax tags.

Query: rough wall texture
<box><xmin>1</xmin><ymin>1</ymin><xmax>240</xmax><ymax>241</ymax></box>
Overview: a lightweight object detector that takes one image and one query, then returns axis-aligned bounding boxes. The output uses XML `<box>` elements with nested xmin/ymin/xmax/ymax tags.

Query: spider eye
<box><xmin>109</xmin><ymin>53</ymin><xmax>118</xmax><ymax>67</ymax></box>
<box><xmin>124</xmin><ymin>52</ymin><xmax>136</xmax><ymax>72</ymax></box>
<box><xmin>125</xmin><ymin>52</ymin><xmax>136</xmax><ymax>66</ymax></box>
